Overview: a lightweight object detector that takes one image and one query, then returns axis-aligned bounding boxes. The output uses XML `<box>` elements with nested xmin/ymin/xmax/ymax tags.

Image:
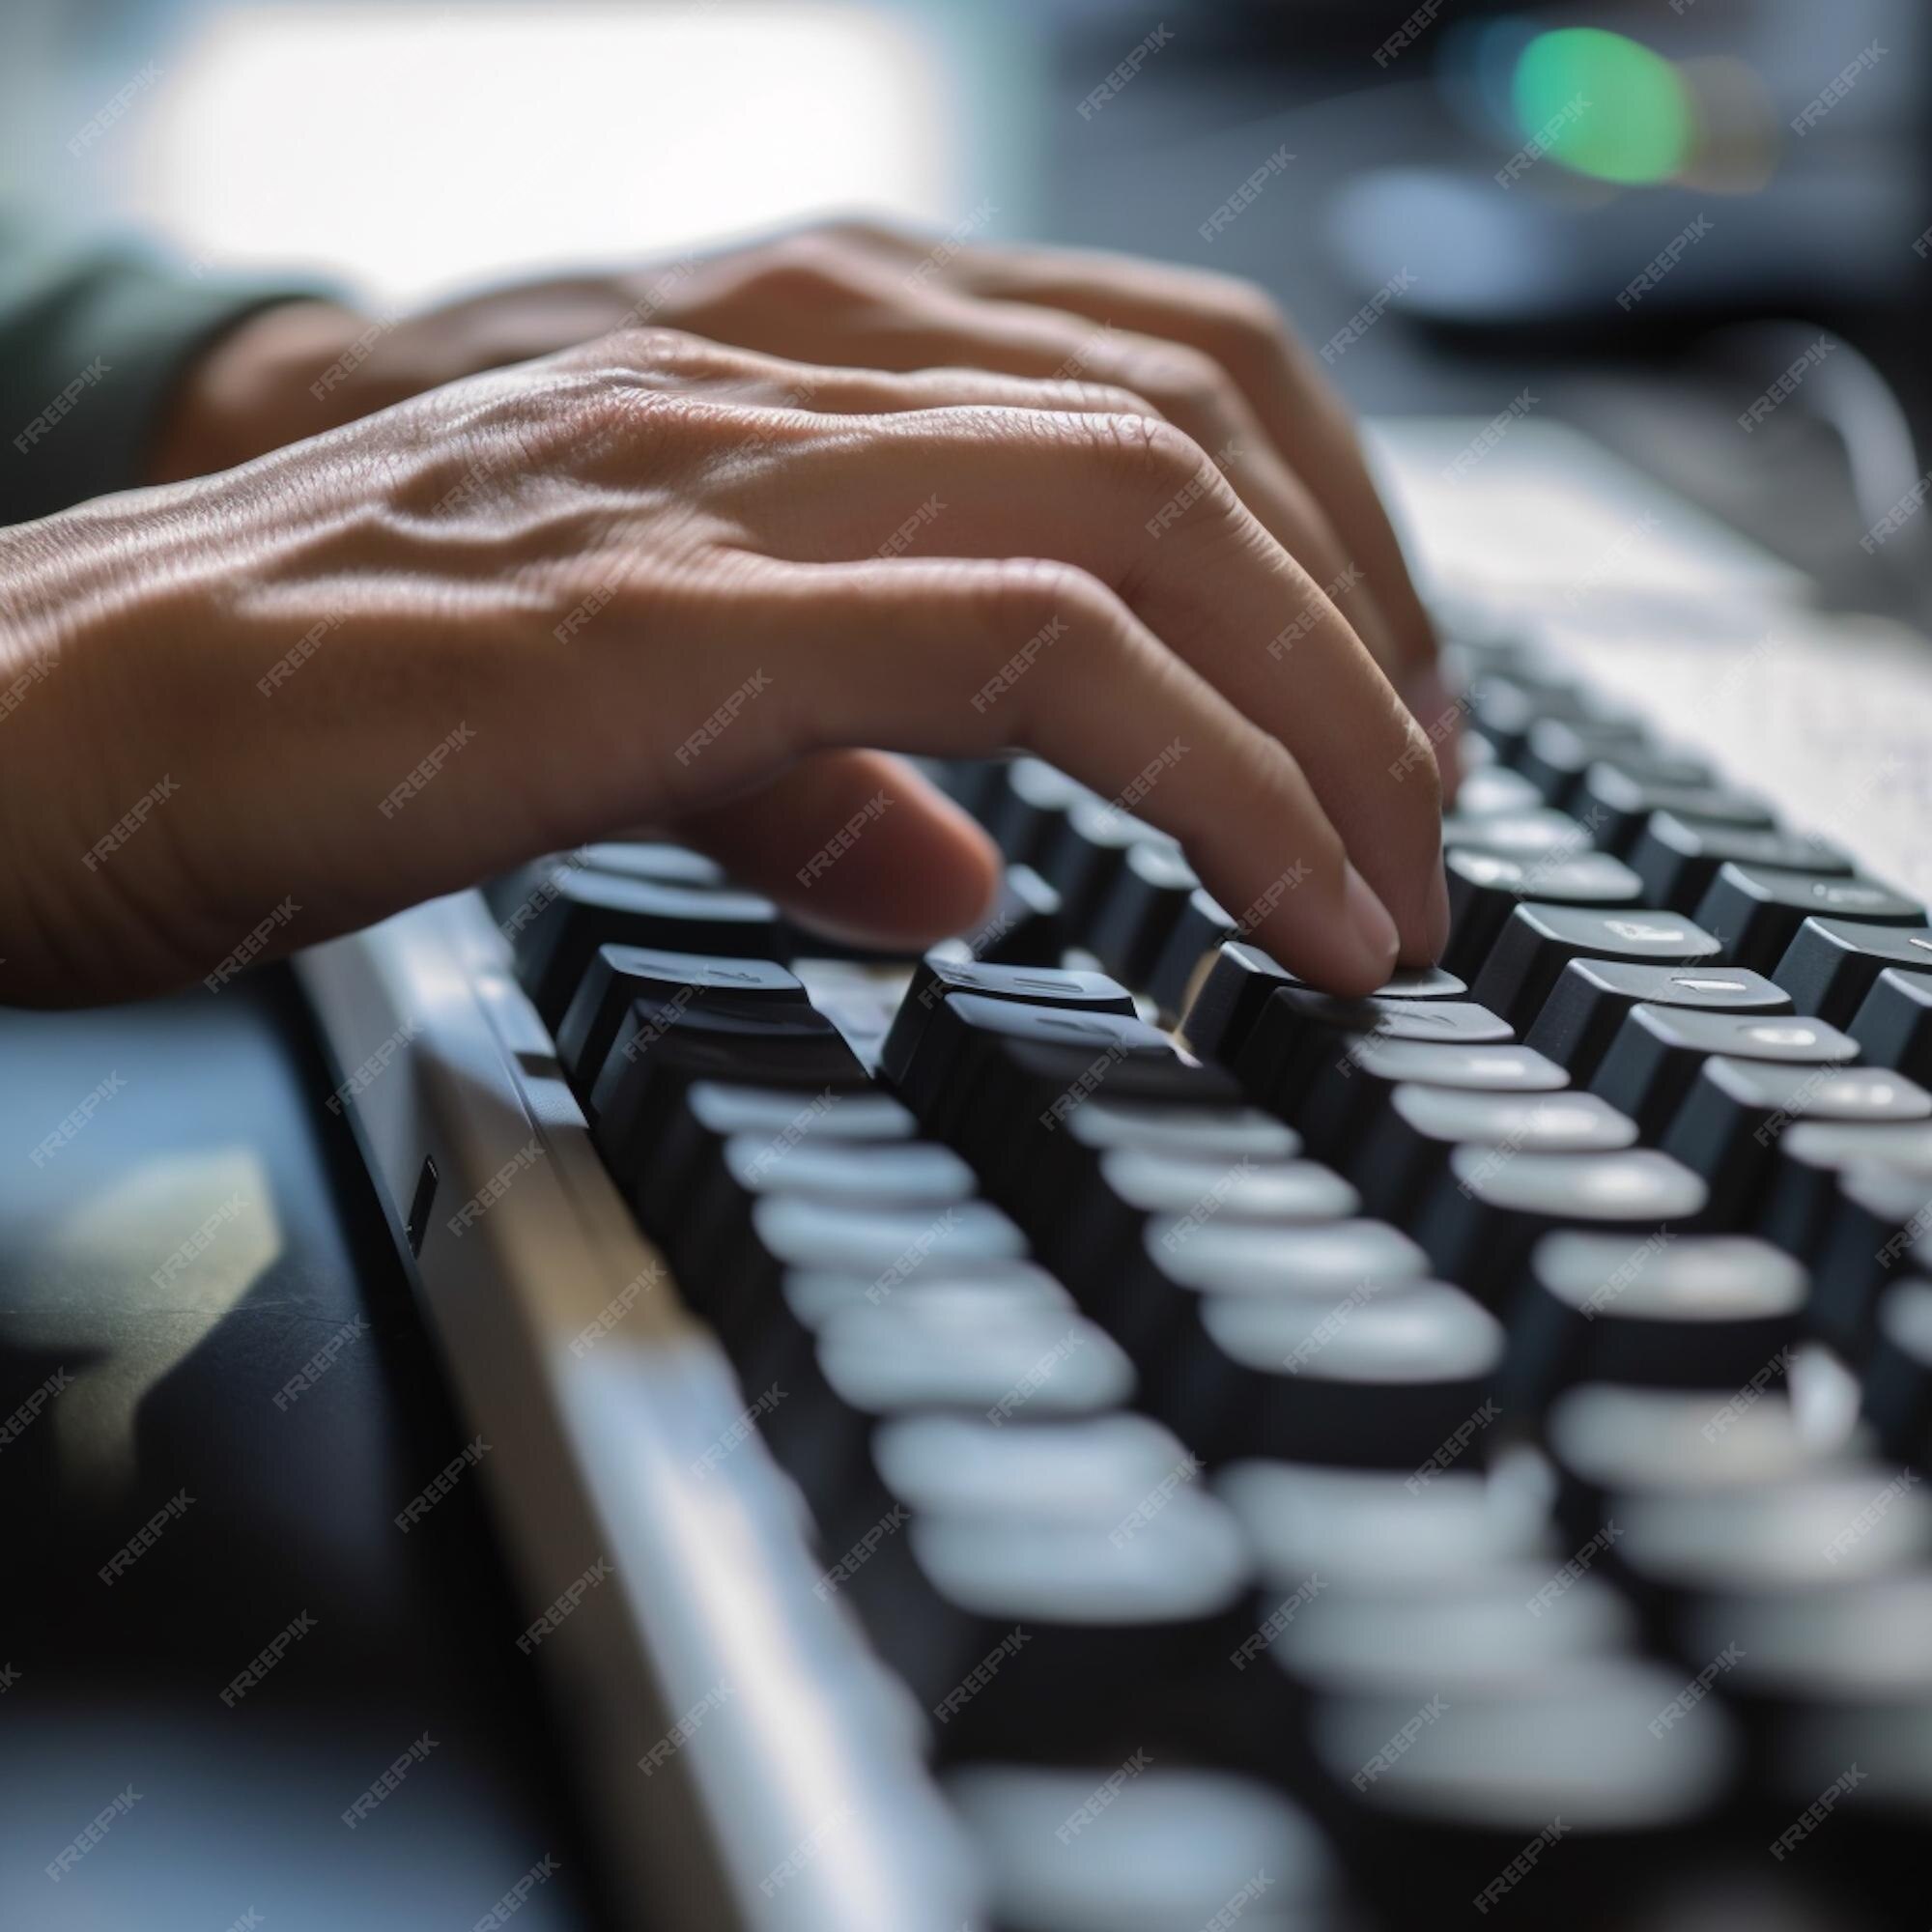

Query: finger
<box><xmin>747</xmin><ymin>554</ymin><xmax>1403</xmax><ymax>996</ymax></box>
<box><xmin>669</xmin><ymin>748</ymin><xmax>1001</xmax><ymax>948</ymax></box>
<box><xmin>711</xmin><ymin>404</ymin><xmax>1446</xmax><ymax>963</ymax></box>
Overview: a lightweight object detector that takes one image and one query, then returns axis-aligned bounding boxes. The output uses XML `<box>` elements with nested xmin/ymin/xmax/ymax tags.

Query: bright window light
<box><xmin>125</xmin><ymin>3</ymin><xmax>964</xmax><ymax>305</ymax></box>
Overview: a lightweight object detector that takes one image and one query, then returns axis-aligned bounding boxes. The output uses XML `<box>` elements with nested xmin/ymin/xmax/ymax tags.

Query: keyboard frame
<box><xmin>297</xmin><ymin>892</ymin><xmax>981</xmax><ymax>1932</ymax></box>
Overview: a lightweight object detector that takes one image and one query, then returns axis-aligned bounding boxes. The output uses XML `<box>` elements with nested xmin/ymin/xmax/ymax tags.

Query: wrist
<box><xmin>148</xmin><ymin>299</ymin><xmax>375</xmax><ymax>481</ymax></box>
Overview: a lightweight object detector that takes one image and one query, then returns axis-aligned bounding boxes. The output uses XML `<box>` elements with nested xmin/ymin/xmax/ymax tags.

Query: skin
<box><xmin>0</xmin><ymin>225</ymin><xmax>1450</xmax><ymax>1008</ymax></box>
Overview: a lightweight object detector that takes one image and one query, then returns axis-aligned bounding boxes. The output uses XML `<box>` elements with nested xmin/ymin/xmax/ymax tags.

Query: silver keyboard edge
<box><xmin>295</xmin><ymin>891</ymin><xmax>983</xmax><ymax>1932</ymax></box>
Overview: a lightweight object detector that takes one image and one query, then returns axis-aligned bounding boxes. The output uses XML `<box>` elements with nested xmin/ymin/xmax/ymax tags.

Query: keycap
<box><xmin>1805</xmin><ymin>1162</ymin><xmax>1932</xmax><ymax>1356</ymax></box>
<box><xmin>1440</xmin><ymin>807</ymin><xmax>1594</xmax><ymax>861</ymax></box>
<box><xmin>1774</xmin><ymin>917</ymin><xmax>1932</xmax><ymax>1027</ymax></box>
<box><xmin>1236</xmin><ymin>989</ymin><xmax>1514</xmax><ymax>1120</ymax></box>
<box><xmin>1694</xmin><ymin>863</ymin><xmax>1923</xmax><ymax>976</ymax></box>
<box><xmin>1470</xmin><ymin>903</ymin><xmax>1722</xmax><ymax>1031</ymax></box>
<box><xmin>577</xmin><ymin>839</ymin><xmax>726</xmax><ymax>887</ymax></box>
<box><xmin>1630</xmin><ymin>813</ymin><xmax>1852</xmax><ymax>915</ymax></box>
<box><xmin>1037</xmin><ymin>794</ymin><xmax>1178</xmax><ymax>933</ymax></box>
<box><xmin>1087</xmin><ymin>838</ymin><xmax>1202</xmax><ymax>988</ymax></box>
<box><xmin>1062</xmin><ymin>1098</ymin><xmax>1298</xmax><ymax>1163</ymax></box>
<box><xmin>555</xmin><ymin>944</ymin><xmax>806</xmax><ymax>1096</ymax></box>
<box><xmin>984</xmin><ymin>757</ymin><xmax>1091</xmax><ymax>866</ymax></box>
<box><xmin>948</xmin><ymin>1763</ymin><xmax>1343</xmax><ymax>1932</ymax></box>
<box><xmin>1506</xmin><ymin>1233</ymin><xmax>1806</xmax><ymax>1415</ymax></box>
<box><xmin>1520</xmin><ymin>726</ymin><xmax>1712</xmax><ymax>808</ymax></box>
<box><xmin>1579</xmin><ymin>766</ymin><xmax>1777</xmax><ymax>856</ymax></box>
<box><xmin>1452</xmin><ymin>763</ymin><xmax>1543</xmax><ymax>815</ymax></box>
<box><xmin>879</xmin><ymin>956</ymin><xmax>1134</xmax><ymax>1089</ymax></box>
<box><xmin>1662</xmin><ymin>1059</ymin><xmax>1932</xmax><ymax>1226</ymax></box>
<box><xmin>1523</xmin><ymin>959</ymin><xmax>1792</xmax><ymax>1083</ymax></box>
<box><xmin>1294</xmin><ymin>1037</ymin><xmax>1571</xmax><ymax>1158</ymax></box>
<box><xmin>1469</xmin><ymin>673</ymin><xmax>1642</xmax><ymax>760</ymax></box>
<box><xmin>1170</xmin><ymin>1280</ymin><xmax>1504</xmax><ymax>1468</ymax></box>
<box><xmin>1415</xmin><ymin>1148</ymin><xmax>1709</xmax><ymax>1304</ymax></box>
<box><xmin>1761</xmin><ymin>1118</ymin><xmax>1932</xmax><ymax>1269</ymax></box>
<box><xmin>1146</xmin><ymin>888</ymin><xmax>1239</xmax><ymax>1018</ymax></box>
<box><xmin>1145</xmin><ymin>1218</ymin><xmax>1429</xmax><ymax>1307</ymax></box>
<box><xmin>1180</xmin><ymin>941</ymin><xmax>1465</xmax><ymax>1066</ymax></box>
<box><xmin>511</xmin><ymin>864</ymin><xmax>787</xmax><ymax>1029</ymax></box>
<box><xmin>1863</xmin><ymin>1280</ymin><xmax>1932</xmax><ymax>1466</ymax></box>
<box><xmin>1589</xmin><ymin>1006</ymin><xmax>1858</xmax><ymax>1139</ymax></box>
<box><xmin>962</xmin><ymin>864</ymin><xmax>1066</xmax><ymax>964</ymax></box>
<box><xmin>1352</xmin><ymin>1086</ymin><xmax>1636</xmax><ymax>1219</ymax></box>
<box><xmin>1851</xmin><ymin>966</ymin><xmax>1932</xmax><ymax>1086</ymax></box>
<box><xmin>1444</xmin><ymin>848</ymin><xmax>1643</xmax><ymax>980</ymax></box>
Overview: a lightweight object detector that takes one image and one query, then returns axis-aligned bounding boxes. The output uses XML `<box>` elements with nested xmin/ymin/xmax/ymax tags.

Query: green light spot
<box><xmin>1512</xmin><ymin>27</ymin><xmax>1690</xmax><ymax>185</ymax></box>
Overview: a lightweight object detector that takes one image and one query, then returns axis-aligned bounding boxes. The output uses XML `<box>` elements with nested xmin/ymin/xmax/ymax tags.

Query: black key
<box><xmin>1630</xmin><ymin>813</ymin><xmax>1852</xmax><ymax>915</ymax></box>
<box><xmin>1167</xmin><ymin>1280</ymin><xmax>1504</xmax><ymax>1468</ymax></box>
<box><xmin>1851</xmin><ymin>966</ymin><xmax>1932</xmax><ymax>1089</ymax></box>
<box><xmin>1470</xmin><ymin>902</ymin><xmax>1722</xmax><ymax>1032</ymax></box>
<box><xmin>1468</xmin><ymin>672</ymin><xmax>1642</xmax><ymax>761</ymax></box>
<box><xmin>1863</xmin><ymin>1279</ymin><xmax>1932</xmax><ymax>1466</ymax></box>
<box><xmin>1590</xmin><ymin>1005</ymin><xmax>1858</xmax><ymax>1139</ymax></box>
<box><xmin>1695</xmin><ymin>863</ymin><xmax>1924</xmax><ymax>976</ymax></box>
<box><xmin>1295</xmin><ymin>1037</ymin><xmax>1570</xmax><ymax>1159</ymax></box>
<box><xmin>1578</xmin><ymin>766</ymin><xmax>1777</xmax><ymax>857</ymax></box>
<box><xmin>1443</xmin><ymin>848</ymin><xmax>1643</xmax><ymax>980</ymax></box>
<box><xmin>1451</xmin><ymin>764</ymin><xmax>1543</xmax><ymax>815</ymax></box>
<box><xmin>983</xmin><ymin>757</ymin><xmax>1090</xmax><ymax>866</ymax></box>
<box><xmin>1037</xmin><ymin>794</ymin><xmax>1178</xmax><ymax>934</ymax></box>
<box><xmin>1182</xmin><ymin>940</ymin><xmax>1466</xmax><ymax>1067</ymax></box>
<box><xmin>1439</xmin><ymin>808</ymin><xmax>1594</xmax><ymax>862</ymax></box>
<box><xmin>1087</xmin><ymin>838</ymin><xmax>1202</xmax><ymax>988</ymax></box>
<box><xmin>1415</xmin><ymin>1148</ymin><xmax>1708</xmax><ymax>1302</ymax></box>
<box><xmin>1145</xmin><ymin>1217</ymin><xmax>1426</xmax><ymax>1311</ymax></box>
<box><xmin>1762</xmin><ymin>1117</ymin><xmax>1932</xmax><ymax>1268</ymax></box>
<box><xmin>1236</xmin><ymin>989</ymin><xmax>1514</xmax><ymax>1121</ymax></box>
<box><xmin>1519</xmin><ymin>723</ymin><xmax>1711</xmax><ymax>808</ymax></box>
<box><xmin>879</xmin><ymin>956</ymin><xmax>1134</xmax><ymax>1089</ymax></box>
<box><xmin>512</xmin><ymin>864</ymin><xmax>786</xmax><ymax>1029</ymax></box>
<box><xmin>950</xmin><ymin>1764</ymin><xmax>1343</xmax><ymax>1932</ymax></box>
<box><xmin>1507</xmin><ymin>1233</ymin><xmax>1806</xmax><ymax>1415</ymax></box>
<box><xmin>1662</xmin><ymin>1058</ymin><xmax>1932</xmax><ymax>1226</ymax></box>
<box><xmin>925</xmin><ymin>754</ymin><xmax>1003</xmax><ymax>819</ymax></box>
<box><xmin>962</xmin><ymin>863</ymin><xmax>1066</xmax><ymax>964</ymax></box>
<box><xmin>485</xmin><ymin>840</ymin><xmax>724</xmax><ymax>926</ymax></box>
<box><xmin>1806</xmin><ymin>1162</ymin><xmax>1932</xmax><ymax>1355</ymax></box>
<box><xmin>555</xmin><ymin>944</ymin><xmax>805</xmax><ymax>1096</ymax></box>
<box><xmin>1063</xmin><ymin>1096</ymin><xmax>1299</xmax><ymax>1162</ymax></box>
<box><xmin>1146</xmin><ymin>888</ymin><xmax>1238</xmax><ymax>1017</ymax></box>
<box><xmin>1353</xmin><ymin>1085</ymin><xmax>1635</xmax><ymax>1218</ymax></box>
<box><xmin>1523</xmin><ymin>959</ymin><xmax>1791</xmax><ymax>1083</ymax></box>
<box><xmin>1776</xmin><ymin>917</ymin><xmax>1932</xmax><ymax>1027</ymax></box>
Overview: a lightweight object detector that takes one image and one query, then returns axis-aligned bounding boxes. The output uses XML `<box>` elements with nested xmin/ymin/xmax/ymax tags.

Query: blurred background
<box><xmin>6</xmin><ymin>0</ymin><xmax>1931</xmax><ymax>616</ymax></box>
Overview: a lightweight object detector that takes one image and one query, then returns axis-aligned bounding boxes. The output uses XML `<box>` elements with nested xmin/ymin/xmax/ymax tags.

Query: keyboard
<box><xmin>300</xmin><ymin>427</ymin><xmax>1932</xmax><ymax>1931</ymax></box>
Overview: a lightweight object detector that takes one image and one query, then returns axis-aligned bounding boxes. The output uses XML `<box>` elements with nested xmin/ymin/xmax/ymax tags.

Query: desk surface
<box><xmin>0</xmin><ymin>969</ymin><xmax>608</xmax><ymax>1931</ymax></box>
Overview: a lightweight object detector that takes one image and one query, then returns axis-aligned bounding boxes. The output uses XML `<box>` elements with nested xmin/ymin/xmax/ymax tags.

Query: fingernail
<box><xmin>1342</xmin><ymin>861</ymin><xmax>1401</xmax><ymax>980</ymax></box>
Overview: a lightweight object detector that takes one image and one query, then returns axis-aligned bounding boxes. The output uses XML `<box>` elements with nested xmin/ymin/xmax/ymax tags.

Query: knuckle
<box><xmin>1202</xmin><ymin>276</ymin><xmax>1291</xmax><ymax>366</ymax></box>
<box><xmin>741</xmin><ymin>231</ymin><xmax>872</xmax><ymax>307</ymax></box>
<box><xmin>1104</xmin><ymin>341</ymin><xmax>1233</xmax><ymax>422</ymax></box>
<box><xmin>1074</xmin><ymin>408</ymin><xmax>1213</xmax><ymax>497</ymax></box>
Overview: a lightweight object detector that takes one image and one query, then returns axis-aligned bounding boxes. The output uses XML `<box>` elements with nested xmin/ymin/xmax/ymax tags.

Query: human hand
<box><xmin>10</xmin><ymin>328</ymin><xmax>1442</xmax><ymax>1007</ymax></box>
<box><xmin>152</xmin><ymin>221</ymin><xmax>1457</xmax><ymax>781</ymax></box>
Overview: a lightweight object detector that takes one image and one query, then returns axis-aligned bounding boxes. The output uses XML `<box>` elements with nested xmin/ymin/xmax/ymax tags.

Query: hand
<box><xmin>152</xmin><ymin>221</ymin><xmax>1458</xmax><ymax>780</ymax></box>
<box><xmin>10</xmin><ymin>328</ymin><xmax>1443</xmax><ymax>1007</ymax></box>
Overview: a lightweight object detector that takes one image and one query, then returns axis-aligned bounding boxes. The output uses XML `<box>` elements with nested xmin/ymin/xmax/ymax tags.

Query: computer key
<box><xmin>1694</xmin><ymin>863</ymin><xmax>1923</xmax><ymax>976</ymax></box>
<box><xmin>1037</xmin><ymin>794</ymin><xmax>1178</xmax><ymax>935</ymax></box>
<box><xmin>556</xmin><ymin>944</ymin><xmax>805</xmax><ymax>1097</ymax></box>
<box><xmin>925</xmin><ymin>754</ymin><xmax>1004</xmax><ymax>820</ymax></box>
<box><xmin>949</xmin><ymin>1764</ymin><xmax>1344</xmax><ymax>1932</ymax></box>
<box><xmin>1523</xmin><ymin>959</ymin><xmax>1792</xmax><ymax>1083</ymax></box>
<box><xmin>1063</xmin><ymin>1097</ymin><xmax>1299</xmax><ymax>1163</ymax></box>
<box><xmin>1850</xmin><ymin>967</ymin><xmax>1932</xmax><ymax>1090</ymax></box>
<box><xmin>1578</xmin><ymin>766</ymin><xmax>1777</xmax><ymax>857</ymax></box>
<box><xmin>1352</xmin><ymin>1085</ymin><xmax>1636</xmax><ymax>1219</ymax></box>
<box><xmin>1440</xmin><ymin>807</ymin><xmax>1595</xmax><ymax>862</ymax></box>
<box><xmin>1762</xmin><ymin>1117</ymin><xmax>1932</xmax><ymax>1268</ymax></box>
<box><xmin>1662</xmin><ymin>1058</ymin><xmax>1932</xmax><ymax>1227</ymax></box>
<box><xmin>1452</xmin><ymin>763</ymin><xmax>1543</xmax><ymax>815</ymax></box>
<box><xmin>1295</xmin><ymin>1037</ymin><xmax>1571</xmax><ymax>1161</ymax></box>
<box><xmin>512</xmin><ymin>864</ymin><xmax>789</xmax><ymax>1029</ymax></box>
<box><xmin>1087</xmin><ymin>838</ymin><xmax>1201</xmax><ymax>989</ymax></box>
<box><xmin>1630</xmin><ymin>813</ymin><xmax>1852</xmax><ymax>915</ymax></box>
<box><xmin>1507</xmin><ymin>1233</ymin><xmax>1806</xmax><ymax>1416</ymax></box>
<box><xmin>1806</xmin><ymin>1162</ymin><xmax>1932</xmax><ymax>1355</ymax></box>
<box><xmin>1236</xmin><ymin>989</ymin><xmax>1514</xmax><ymax>1121</ymax></box>
<box><xmin>983</xmin><ymin>757</ymin><xmax>1091</xmax><ymax>866</ymax></box>
<box><xmin>879</xmin><ymin>955</ymin><xmax>1134</xmax><ymax>1089</ymax></box>
<box><xmin>1415</xmin><ymin>1148</ymin><xmax>1709</xmax><ymax>1304</ymax></box>
<box><xmin>1444</xmin><ymin>847</ymin><xmax>1643</xmax><ymax>980</ymax></box>
<box><xmin>1164</xmin><ymin>1280</ymin><xmax>1504</xmax><ymax>1469</ymax></box>
<box><xmin>1774</xmin><ymin>916</ymin><xmax>1932</xmax><ymax>1027</ymax></box>
<box><xmin>1863</xmin><ymin>1280</ymin><xmax>1932</xmax><ymax>1467</ymax></box>
<box><xmin>1519</xmin><ymin>724</ymin><xmax>1712</xmax><ymax>808</ymax></box>
<box><xmin>1146</xmin><ymin>887</ymin><xmax>1239</xmax><ymax>1018</ymax></box>
<box><xmin>1182</xmin><ymin>940</ymin><xmax>1466</xmax><ymax>1068</ymax></box>
<box><xmin>1468</xmin><ymin>672</ymin><xmax>1641</xmax><ymax>760</ymax></box>
<box><xmin>1470</xmin><ymin>903</ymin><xmax>1722</xmax><ymax>1032</ymax></box>
<box><xmin>962</xmin><ymin>863</ymin><xmax>1066</xmax><ymax>965</ymax></box>
<box><xmin>1590</xmin><ymin>1005</ymin><xmax>1858</xmax><ymax>1139</ymax></box>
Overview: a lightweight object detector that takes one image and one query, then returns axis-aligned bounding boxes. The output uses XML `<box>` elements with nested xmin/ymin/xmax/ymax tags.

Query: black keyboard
<box><xmin>440</xmin><ymin>614</ymin><xmax>1932</xmax><ymax>1931</ymax></box>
